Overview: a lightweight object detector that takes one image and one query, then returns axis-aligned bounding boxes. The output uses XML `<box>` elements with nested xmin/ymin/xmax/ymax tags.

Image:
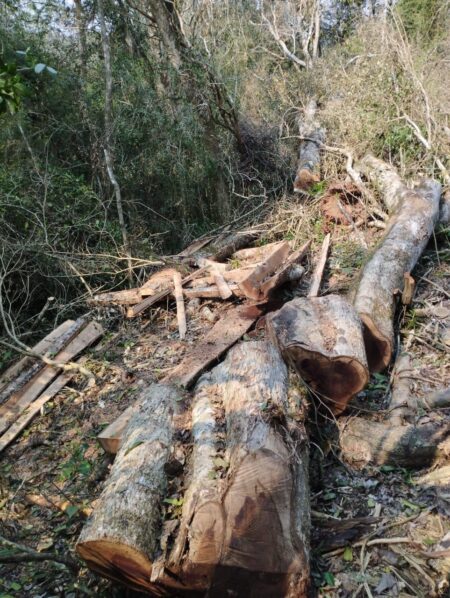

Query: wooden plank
<box><xmin>238</xmin><ymin>241</ymin><xmax>291</xmax><ymax>300</ymax></box>
<box><xmin>97</xmin><ymin>404</ymin><xmax>136</xmax><ymax>454</ymax></box>
<box><xmin>308</xmin><ymin>233</ymin><xmax>331</xmax><ymax>298</ymax></box>
<box><xmin>173</xmin><ymin>272</ymin><xmax>187</xmax><ymax>340</ymax></box>
<box><xmin>126</xmin><ymin>267</ymin><xmax>208</xmax><ymax>318</ymax></box>
<box><xmin>163</xmin><ymin>303</ymin><xmax>265</xmax><ymax>388</ymax></box>
<box><xmin>0</xmin><ymin>319</ymin><xmax>86</xmax><ymax>406</ymax></box>
<box><xmin>88</xmin><ymin>289</ymin><xmax>143</xmax><ymax>306</ymax></box>
<box><xmin>0</xmin><ymin>322</ymin><xmax>103</xmax><ymax>437</ymax></box>
<box><xmin>0</xmin><ymin>371</ymin><xmax>74</xmax><ymax>453</ymax></box>
<box><xmin>0</xmin><ymin>320</ymin><xmax>75</xmax><ymax>394</ymax></box>
<box><xmin>259</xmin><ymin>239</ymin><xmax>310</xmax><ymax>297</ymax></box>
<box><xmin>140</xmin><ymin>268</ymin><xmax>178</xmax><ymax>297</ymax></box>
<box><xmin>213</xmin><ymin>272</ymin><xmax>233</xmax><ymax>300</ymax></box>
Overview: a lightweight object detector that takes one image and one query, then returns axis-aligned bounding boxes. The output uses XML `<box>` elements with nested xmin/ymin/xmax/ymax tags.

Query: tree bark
<box><xmin>79</xmin><ymin>342</ymin><xmax>310</xmax><ymax>596</ymax></box>
<box><xmin>97</xmin><ymin>0</ymin><xmax>132</xmax><ymax>281</ymax></box>
<box><xmin>267</xmin><ymin>294</ymin><xmax>369</xmax><ymax>414</ymax></box>
<box><xmin>76</xmin><ymin>383</ymin><xmax>188</xmax><ymax>595</ymax></box>
<box><xmin>294</xmin><ymin>100</ymin><xmax>325</xmax><ymax>192</ymax></box>
<box><xmin>351</xmin><ymin>156</ymin><xmax>441</xmax><ymax>372</ymax></box>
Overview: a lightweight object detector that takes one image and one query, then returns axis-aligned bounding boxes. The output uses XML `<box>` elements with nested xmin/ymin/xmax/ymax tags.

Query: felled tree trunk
<box><xmin>339</xmin><ymin>352</ymin><xmax>450</xmax><ymax>468</ymax></box>
<box><xmin>76</xmin><ymin>383</ymin><xmax>187</xmax><ymax>595</ymax></box>
<box><xmin>78</xmin><ymin>342</ymin><xmax>310</xmax><ymax>597</ymax></box>
<box><xmin>267</xmin><ymin>294</ymin><xmax>368</xmax><ymax>414</ymax></box>
<box><xmin>351</xmin><ymin>156</ymin><xmax>441</xmax><ymax>372</ymax></box>
<box><xmin>293</xmin><ymin>100</ymin><xmax>325</xmax><ymax>193</ymax></box>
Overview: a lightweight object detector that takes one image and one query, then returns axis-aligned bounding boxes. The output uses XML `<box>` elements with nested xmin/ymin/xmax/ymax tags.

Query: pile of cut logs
<box><xmin>1</xmin><ymin>151</ymin><xmax>449</xmax><ymax>596</ymax></box>
<box><xmin>73</xmin><ymin>156</ymin><xmax>450</xmax><ymax>596</ymax></box>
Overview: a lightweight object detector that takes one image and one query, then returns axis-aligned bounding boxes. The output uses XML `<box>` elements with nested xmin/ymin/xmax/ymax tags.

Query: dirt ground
<box><xmin>0</xmin><ymin>216</ymin><xmax>449</xmax><ymax>597</ymax></box>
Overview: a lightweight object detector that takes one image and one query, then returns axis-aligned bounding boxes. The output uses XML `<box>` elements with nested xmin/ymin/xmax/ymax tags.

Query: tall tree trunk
<box><xmin>97</xmin><ymin>0</ymin><xmax>133</xmax><ymax>281</ymax></box>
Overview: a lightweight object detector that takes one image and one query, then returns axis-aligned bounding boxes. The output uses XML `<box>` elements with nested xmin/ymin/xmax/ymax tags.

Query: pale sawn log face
<box><xmin>352</xmin><ymin>179</ymin><xmax>441</xmax><ymax>372</ymax></box>
<box><xmin>267</xmin><ymin>294</ymin><xmax>369</xmax><ymax>414</ymax></box>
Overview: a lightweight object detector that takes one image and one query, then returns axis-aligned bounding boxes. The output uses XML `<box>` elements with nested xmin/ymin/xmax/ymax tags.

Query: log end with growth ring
<box><xmin>267</xmin><ymin>295</ymin><xmax>369</xmax><ymax>414</ymax></box>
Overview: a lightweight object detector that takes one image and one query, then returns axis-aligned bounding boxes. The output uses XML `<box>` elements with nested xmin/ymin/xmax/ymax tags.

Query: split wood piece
<box><xmin>183</xmin><ymin>283</ymin><xmax>244</xmax><ymax>300</ymax></box>
<box><xmin>0</xmin><ymin>319</ymin><xmax>85</xmax><ymax>407</ymax></box>
<box><xmin>339</xmin><ymin>417</ymin><xmax>450</xmax><ymax>469</ymax></box>
<box><xmin>173</xmin><ymin>271</ymin><xmax>187</xmax><ymax>340</ymax></box>
<box><xmin>97</xmin><ymin>404</ymin><xmax>135</xmax><ymax>454</ymax></box>
<box><xmin>402</xmin><ymin>273</ymin><xmax>415</xmax><ymax>305</ymax></box>
<box><xmin>260</xmin><ymin>240</ymin><xmax>311</xmax><ymax>298</ymax></box>
<box><xmin>0</xmin><ymin>370</ymin><xmax>74</xmax><ymax>453</ymax></box>
<box><xmin>87</xmin><ymin>289</ymin><xmax>143</xmax><ymax>306</ymax></box>
<box><xmin>213</xmin><ymin>272</ymin><xmax>233</xmax><ymax>300</ymax></box>
<box><xmin>139</xmin><ymin>267</ymin><xmax>178</xmax><ymax>297</ymax></box>
<box><xmin>267</xmin><ymin>294</ymin><xmax>369</xmax><ymax>415</ymax></box>
<box><xmin>308</xmin><ymin>233</ymin><xmax>330</xmax><ymax>298</ymax></box>
<box><xmin>168</xmin><ymin>340</ymin><xmax>310</xmax><ymax>597</ymax></box>
<box><xmin>294</xmin><ymin>99</ymin><xmax>325</xmax><ymax>193</ymax></box>
<box><xmin>98</xmin><ymin>304</ymin><xmax>267</xmax><ymax>455</ymax></box>
<box><xmin>77</xmin><ymin>383</ymin><xmax>188</xmax><ymax>595</ymax></box>
<box><xmin>126</xmin><ymin>267</ymin><xmax>208</xmax><ymax>318</ymax></box>
<box><xmin>0</xmin><ymin>322</ymin><xmax>103</xmax><ymax>437</ymax></box>
<box><xmin>353</xmin><ymin>156</ymin><xmax>441</xmax><ymax>372</ymax></box>
<box><xmin>239</xmin><ymin>241</ymin><xmax>291</xmax><ymax>300</ymax></box>
<box><xmin>25</xmin><ymin>494</ymin><xmax>92</xmax><ymax>517</ymax></box>
<box><xmin>163</xmin><ymin>303</ymin><xmax>265</xmax><ymax>389</ymax></box>
<box><xmin>0</xmin><ymin>319</ymin><xmax>75</xmax><ymax>393</ymax></box>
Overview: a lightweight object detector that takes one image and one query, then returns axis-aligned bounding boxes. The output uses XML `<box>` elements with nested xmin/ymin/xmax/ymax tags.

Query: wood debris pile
<box><xmin>2</xmin><ymin>150</ymin><xmax>450</xmax><ymax>597</ymax></box>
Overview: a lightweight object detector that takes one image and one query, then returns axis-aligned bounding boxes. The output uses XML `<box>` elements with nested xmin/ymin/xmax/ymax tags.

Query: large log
<box><xmin>79</xmin><ymin>342</ymin><xmax>310</xmax><ymax>596</ymax></box>
<box><xmin>352</xmin><ymin>156</ymin><xmax>441</xmax><ymax>372</ymax></box>
<box><xmin>267</xmin><ymin>294</ymin><xmax>369</xmax><ymax>414</ymax></box>
<box><xmin>77</xmin><ymin>383</ymin><xmax>187</xmax><ymax>595</ymax></box>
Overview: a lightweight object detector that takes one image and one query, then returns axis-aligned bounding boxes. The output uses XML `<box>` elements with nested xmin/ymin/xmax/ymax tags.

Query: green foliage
<box><xmin>0</xmin><ymin>58</ymin><xmax>26</xmax><ymax>115</ymax></box>
<box><xmin>397</xmin><ymin>0</ymin><xmax>448</xmax><ymax>43</ymax></box>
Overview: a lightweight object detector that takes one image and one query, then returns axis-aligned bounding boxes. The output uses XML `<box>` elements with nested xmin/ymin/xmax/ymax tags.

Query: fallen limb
<box><xmin>294</xmin><ymin>100</ymin><xmax>325</xmax><ymax>192</ymax></box>
<box><xmin>0</xmin><ymin>535</ymin><xmax>78</xmax><ymax>572</ymax></box>
<box><xmin>173</xmin><ymin>271</ymin><xmax>187</xmax><ymax>340</ymax></box>
<box><xmin>351</xmin><ymin>156</ymin><xmax>441</xmax><ymax>372</ymax></box>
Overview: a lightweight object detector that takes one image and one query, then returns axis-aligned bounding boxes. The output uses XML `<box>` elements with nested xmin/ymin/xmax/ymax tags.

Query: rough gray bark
<box><xmin>351</xmin><ymin>156</ymin><xmax>441</xmax><ymax>372</ymax></box>
<box><xmin>80</xmin><ymin>342</ymin><xmax>310</xmax><ymax>597</ymax></box>
<box><xmin>76</xmin><ymin>383</ymin><xmax>186</xmax><ymax>594</ymax></box>
<box><xmin>267</xmin><ymin>295</ymin><xmax>369</xmax><ymax>414</ymax></box>
<box><xmin>294</xmin><ymin>100</ymin><xmax>325</xmax><ymax>192</ymax></box>
<box><xmin>339</xmin><ymin>418</ymin><xmax>450</xmax><ymax>469</ymax></box>
<box><xmin>170</xmin><ymin>340</ymin><xmax>310</xmax><ymax>597</ymax></box>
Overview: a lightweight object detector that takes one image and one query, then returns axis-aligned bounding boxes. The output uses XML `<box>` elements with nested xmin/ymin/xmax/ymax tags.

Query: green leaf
<box><xmin>163</xmin><ymin>497</ymin><xmax>184</xmax><ymax>506</ymax></box>
<box><xmin>343</xmin><ymin>546</ymin><xmax>353</xmax><ymax>562</ymax></box>
<box><xmin>367</xmin><ymin>497</ymin><xmax>376</xmax><ymax>508</ymax></box>
<box><xmin>380</xmin><ymin>465</ymin><xmax>395</xmax><ymax>472</ymax></box>
<box><xmin>34</xmin><ymin>63</ymin><xmax>46</xmax><ymax>74</ymax></box>
<box><xmin>65</xmin><ymin>505</ymin><xmax>80</xmax><ymax>519</ymax></box>
<box><xmin>9</xmin><ymin>582</ymin><xmax>22</xmax><ymax>591</ymax></box>
<box><xmin>323</xmin><ymin>571</ymin><xmax>335</xmax><ymax>587</ymax></box>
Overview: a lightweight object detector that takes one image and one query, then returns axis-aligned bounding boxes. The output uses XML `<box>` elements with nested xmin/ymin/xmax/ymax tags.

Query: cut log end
<box><xmin>288</xmin><ymin>348</ymin><xmax>368</xmax><ymax>414</ymax></box>
<box><xmin>76</xmin><ymin>541</ymin><xmax>155</xmax><ymax>594</ymax></box>
<box><xmin>360</xmin><ymin>313</ymin><xmax>392</xmax><ymax>373</ymax></box>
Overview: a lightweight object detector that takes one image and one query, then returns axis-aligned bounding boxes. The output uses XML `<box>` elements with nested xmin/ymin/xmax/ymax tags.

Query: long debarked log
<box><xmin>267</xmin><ymin>294</ymin><xmax>369</xmax><ymax>414</ymax></box>
<box><xmin>80</xmin><ymin>342</ymin><xmax>310</xmax><ymax>596</ymax></box>
<box><xmin>352</xmin><ymin>156</ymin><xmax>441</xmax><ymax>372</ymax></box>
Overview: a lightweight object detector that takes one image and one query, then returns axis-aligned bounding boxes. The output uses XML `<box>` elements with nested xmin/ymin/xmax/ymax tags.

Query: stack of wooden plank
<box><xmin>0</xmin><ymin>319</ymin><xmax>103</xmax><ymax>453</ymax></box>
